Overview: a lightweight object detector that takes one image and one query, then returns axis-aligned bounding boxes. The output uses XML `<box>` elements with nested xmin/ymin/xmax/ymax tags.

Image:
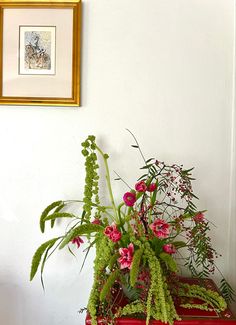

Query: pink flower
<box><xmin>147</xmin><ymin>183</ymin><xmax>157</xmax><ymax>192</ymax></box>
<box><xmin>150</xmin><ymin>218</ymin><xmax>170</xmax><ymax>239</ymax></box>
<box><xmin>118</xmin><ymin>243</ymin><xmax>134</xmax><ymax>269</ymax></box>
<box><xmin>163</xmin><ymin>244</ymin><xmax>176</xmax><ymax>254</ymax></box>
<box><xmin>123</xmin><ymin>192</ymin><xmax>136</xmax><ymax>207</ymax></box>
<box><xmin>193</xmin><ymin>212</ymin><xmax>204</xmax><ymax>222</ymax></box>
<box><xmin>92</xmin><ymin>218</ymin><xmax>101</xmax><ymax>225</ymax></box>
<box><xmin>71</xmin><ymin>236</ymin><xmax>84</xmax><ymax>248</ymax></box>
<box><xmin>135</xmin><ymin>181</ymin><xmax>147</xmax><ymax>192</ymax></box>
<box><xmin>104</xmin><ymin>223</ymin><xmax>122</xmax><ymax>242</ymax></box>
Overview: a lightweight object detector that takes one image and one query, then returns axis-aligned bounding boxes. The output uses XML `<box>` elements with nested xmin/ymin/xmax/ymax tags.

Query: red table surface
<box><xmin>85</xmin><ymin>277</ymin><xmax>236</xmax><ymax>324</ymax></box>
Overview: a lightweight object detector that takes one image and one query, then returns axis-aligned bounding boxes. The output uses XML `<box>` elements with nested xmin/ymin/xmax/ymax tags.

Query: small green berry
<box><xmin>82</xmin><ymin>149</ymin><xmax>89</xmax><ymax>156</ymax></box>
<box><xmin>88</xmin><ymin>135</ymin><xmax>95</xmax><ymax>142</ymax></box>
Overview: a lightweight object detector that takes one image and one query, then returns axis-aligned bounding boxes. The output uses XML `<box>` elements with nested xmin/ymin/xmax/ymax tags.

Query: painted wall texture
<box><xmin>0</xmin><ymin>0</ymin><xmax>235</xmax><ymax>324</ymax></box>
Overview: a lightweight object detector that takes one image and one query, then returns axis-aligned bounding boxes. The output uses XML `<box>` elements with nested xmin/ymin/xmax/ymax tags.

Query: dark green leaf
<box><xmin>137</xmin><ymin>174</ymin><xmax>148</xmax><ymax>181</ymax></box>
<box><xmin>220</xmin><ymin>278</ymin><xmax>235</xmax><ymax>303</ymax></box>
<box><xmin>145</xmin><ymin>158</ymin><xmax>154</xmax><ymax>163</ymax></box>
<box><xmin>140</xmin><ymin>164</ymin><xmax>153</xmax><ymax>170</ymax></box>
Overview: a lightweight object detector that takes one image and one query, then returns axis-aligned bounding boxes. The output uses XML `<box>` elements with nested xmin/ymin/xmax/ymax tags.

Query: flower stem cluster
<box><xmin>81</xmin><ymin>136</ymin><xmax>100</xmax><ymax>222</ymax></box>
<box><xmin>31</xmin><ymin>133</ymin><xmax>234</xmax><ymax>325</ymax></box>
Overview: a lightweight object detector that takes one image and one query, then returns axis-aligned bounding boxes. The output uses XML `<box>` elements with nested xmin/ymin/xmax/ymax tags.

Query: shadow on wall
<box><xmin>0</xmin><ymin>282</ymin><xmax>23</xmax><ymax>325</ymax></box>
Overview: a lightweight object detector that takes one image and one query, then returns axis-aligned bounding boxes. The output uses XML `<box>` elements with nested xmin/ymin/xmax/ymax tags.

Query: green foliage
<box><xmin>59</xmin><ymin>224</ymin><xmax>104</xmax><ymax>249</ymax></box>
<box><xmin>121</xmin><ymin>273</ymin><xmax>141</xmax><ymax>301</ymax></box>
<box><xmin>100</xmin><ymin>269</ymin><xmax>120</xmax><ymax>301</ymax></box>
<box><xmin>171</xmin><ymin>241</ymin><xmax>186</xmax><ymax>249</ymax></box>
<box><xmin>120</xmin><ymin>300</ymin><xmax>145</xmax><ymax>316</ymax></box>
<box><xmin>151</xmin><ymin>237</ymin><xmax>165</xmax><ymax>256</ymax></box>
<box><xmin>143</xmin><ymin>243</ymin><xmax>179</xmax><ymax>325</ymax></box>
<box><xmin>31</xmin><ymin>133</ymin><xmax>234</xmax><ymax>325</ymax></box>
<box><xmin>185</xmin><ymin>220</ymin><xmax>217</xmax><ymax>278</ymax></box>
<box><xmin>180</xmin><ymin>303</ymin><xmax>214</xmax><ymax>311</ymax></box>
<box><xmin>159</xmin><ymin>252</ymin><xmax>178</xmax><ymax>273</ymax></box>
<box><xmin>44</xmin><ymin>212</ymin><xmax>77</xmax><ymax>221</ymax></box>
<box><xmin>50</xmin><ymin>202</ymin><xmax>65</xmax><ymax>228</ymax></box>
<box><xmin>108</xmin><ymin>253</ymin><xmax>119</xmax><ymax>270</ymax></box>
<box><xmin>87</xmin><ymin>236</ymin><xmax>115</xmax><ymax>325</ymax></box>
<box><xmin>40</xmin><ymin>201</ymin><xmax>63</xmax><ymax>232</ymax></box>
<box><xmin>130</xmin><ymin>248</ymin><xmax>144</xmax><ymax>287</ymax></box>
<box><xmin>40</xmin><ymin>241</ymin><xmax>58</xmax><ymax>290</ymax></box>
<box><xmin>81</xmin><ymin>136</ymin><xmax>100</xmax><ymax>222</ymax></box>
<box><xmin>30</xmin><ymin>237</ymin><xmax>61</xmax><ymax>281</ymax></box>
<box><xmin>220</xmin><ymin>278</ymin><xmax>235</xmax><ymax>303</ymax></box>
<box><xmin>80</xmin><ymin>238</ymin><xmax>99</xmax><ymax>272</ymax></box>
<box><xmin>122</xmin><ymin>284</ymin><xmax>141</xmax><ymax>302</ymax></box>
<box><xmin>178</xmin><ymin>283</ymin><xmax>227</xmax><ymax>313</ymax></box>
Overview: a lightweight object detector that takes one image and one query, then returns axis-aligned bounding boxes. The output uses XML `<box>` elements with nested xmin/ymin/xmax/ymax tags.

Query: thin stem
<box><xmin>96</xmin><ymin>144</ymin><xmax>118</xmax><ymax>222</ymax></box>
<box><xmin>117</xmin><ymin>202</ymin><xmax>126</xmax><ymax>232</ymax></box>
<box><xmin>126</xmin><ymin>129</ymin><xmax>146</xmax><ymax>165</ymax></box>
<box><xmin>113</xmin><ymin>170</ymin><xmax>132</xmax><ymax>189</ymax></box>
<box><xmin>46</xmin><ymin>237</ymin><xmax>64</xmax><ymax>260</ymax></box>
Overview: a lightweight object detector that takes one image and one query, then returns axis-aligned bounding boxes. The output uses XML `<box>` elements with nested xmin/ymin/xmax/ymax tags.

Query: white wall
<box><xmin>0</xmin><ymin>0</ymin><xmax>235</xmax><ymax>324</ymax></box>
<box><xmin>229</xmin><ymin>33</ymin><xmax>236</xmax><ymax>309</ymax></box>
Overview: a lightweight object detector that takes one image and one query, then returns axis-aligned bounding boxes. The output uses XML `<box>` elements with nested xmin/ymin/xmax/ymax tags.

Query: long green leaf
<box><xmin>40</xmin><ymin>201</ymin><xmax>63</xmax><ymax>233</ymax></box>
<box><xmin>59</xmin><ymin>224</ymin><xmax>104</xmax><ymax>249</ymax></box>
<box><xmin>44</xmin><ymin>212</ymin><xmax>77</xmax><ymax>221</ymax></box>
<box><xmin>145</xmin><ymin>158</ymin><xmax>154</xmax><ymax>163</ymax></box>
<box><xmin>51</xmin><ymin>203</ymin><xmax>65</xmax><ymax>229</ymax></box>
<box><xmin>140</xmin><ymin>164</ymin><xmax>153</xmax><ymax>170</ymax></box>
<box><xmin>108</xmin><ymin>253</ymin><xmax>119</xmax><ymax>270</ymax></box>
<box><xmin>80</xmin><ymin>238</ymin><xmax>98</xmax><ymax>272</ymax></box>
<box><xmin>30</xmin><ymin>237</ymin><xmax>60</xmax><ymax>281</ymax></box>
<box><xmin>159</xmin><ymin>252</ymin><xmax>178</xmax><ymax>272</ymax></box>
<box><xmin>40</xmin><ymin>241</ymin><xmax>59</xmax><ymax>290</ymax></box>
<box><xmin>171</xmin><ymin>241</ymin><xmax>186</xmax><ymax>249</ymax></box>
<box><xmin>100</xmin><ymin>269</ymin><xmax>120</xmax><ymax>301</ymax></box>
<box><xmin>130</xmin><ymin>248</ymin><xmax>144</xmax><ymax>287</ymax></box>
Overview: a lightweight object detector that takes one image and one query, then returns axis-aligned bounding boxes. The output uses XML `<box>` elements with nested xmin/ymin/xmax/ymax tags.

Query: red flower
<box><xmin>123</xmin><ymin>192</ymin><xmax>136</xmax><ymax>207</ymax></box>
<box><xmin>104</xmin><ymin>223</ymin><xmax>122</xmax><ymax>242</ymax></box>
<box><xmin>71</xmin><ymin>236</ymin><xmax>84</xmax><ymax>248</ymax></box>
<box><xmin>118</xmin><ymin>243</ymin><xmax>134</xmax><ymax>269</ymax></box>
<box><xmin>193</xmin><ymin>212</ymin><xmax>204</xmax><ymax>222</ymax></box>
<box><xmin>135</xmin><ymin>181</ymin><xmax>147</xmax><ymax>192</ymax></box>
<box><xmin>91</xmin><ymin>218</ymin><xmax>101</xmax><ymax>225</ymax></box>
<box><xmin>147</xmin><ymin>183</ymin><xmax>157</xmax><ymax>192</ymax></box>
<box><xmin>150</xmin><ymin>218</ymin><xmax>170</xmax><ymax>239</ymax></box>
<box><xmin>163</xmin><ymin>244</ymin><xmax>176</xmax><ymax>254</ymax></box>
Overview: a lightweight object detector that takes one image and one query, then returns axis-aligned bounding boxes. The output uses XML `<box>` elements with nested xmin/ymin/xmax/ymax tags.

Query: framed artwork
<box><xmin>19</xmin><ymin>25</ymin><xmax>56</xmax><ymax>76</ymax></box>
<box><xmin>0</xmin><ymin>0</ymin><xmax>81</xmax><ymax>107</ymax></box>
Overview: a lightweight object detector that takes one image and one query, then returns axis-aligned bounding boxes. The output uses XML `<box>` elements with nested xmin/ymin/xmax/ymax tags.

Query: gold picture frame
<box><xmin>0</xmin><ymin>0</ymin><xmax>81</xmax><ymax>107</ymax></box>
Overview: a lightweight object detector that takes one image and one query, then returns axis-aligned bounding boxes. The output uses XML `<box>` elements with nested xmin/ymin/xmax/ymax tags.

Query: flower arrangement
<box><xmin>30</xmin><ymin>133</ymin><xmax>234</xmax><ymax>325</ymax></box>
